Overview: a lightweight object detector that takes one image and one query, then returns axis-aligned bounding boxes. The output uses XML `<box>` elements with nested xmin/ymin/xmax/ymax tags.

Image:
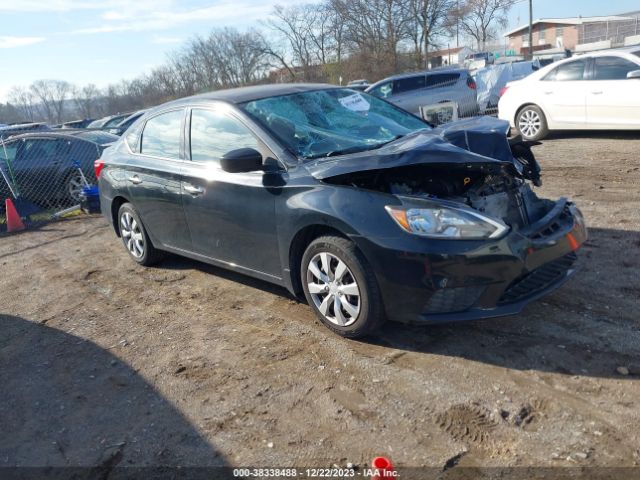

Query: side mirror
<box><xmin>220</xmin><ymin>148</ymin><xmax>263</xmax><ymax>173</ymax></box>
<box><xmin>627</xmin><ymin>69</ymin><xmax>640</xmax><ymax>79</ymax></box>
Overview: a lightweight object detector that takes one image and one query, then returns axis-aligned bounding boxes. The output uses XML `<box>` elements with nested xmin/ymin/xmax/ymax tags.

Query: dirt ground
<box><xmin>1</xmin><ymin>132</ymin><xmax>639</xmax><ymax>475</ymax></box>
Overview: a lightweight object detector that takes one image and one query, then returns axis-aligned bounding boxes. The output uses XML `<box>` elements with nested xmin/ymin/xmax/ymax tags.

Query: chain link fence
<box><xmin>0</xmin><ymin>130</ymin><xmax>112</xmax><ymax>232</ymax></box>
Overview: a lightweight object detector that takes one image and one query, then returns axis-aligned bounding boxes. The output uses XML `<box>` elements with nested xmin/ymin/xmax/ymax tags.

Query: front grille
<box><xmin>423</xmin><ymin>285</ymin><xmax>486</xmax><ymax>314</ymax></box>
<box><xmin>498</xmin><ymin>253</ymin><xmax>577</xmax><ymax>305</ymax></box>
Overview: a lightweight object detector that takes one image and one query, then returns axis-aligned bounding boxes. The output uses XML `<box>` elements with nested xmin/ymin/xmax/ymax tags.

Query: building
<box><xmin>504</xmin><ymin>14</ymin><xmax>640</xmax><ymax>55</ymax></box>
<box><xmin>426</xmin><ymin>47</ymin><xmax>473</xmax><ymax>69</ymax></box>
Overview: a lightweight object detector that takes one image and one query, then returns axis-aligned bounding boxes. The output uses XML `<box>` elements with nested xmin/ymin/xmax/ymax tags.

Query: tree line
<box><xmin>0</xmin><ymin>0</ymin><xmax>514</xmax><ymax>125</ymax></box>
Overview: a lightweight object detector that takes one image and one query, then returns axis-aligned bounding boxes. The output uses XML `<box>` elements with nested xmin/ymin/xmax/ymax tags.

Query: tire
<box><xmin>301</xmin><ymin>235</ymin><xmax>385</xmax><ymax>338</ymax></box>
<box><xmin>117</xmin><ymin>203</ymin><xmax>164</xmax><ymax>266</ymax></box>
<box><xmin>516</xmin><ymin>105</ymin><xmax>549</xmax><ymax>141</ymax></box>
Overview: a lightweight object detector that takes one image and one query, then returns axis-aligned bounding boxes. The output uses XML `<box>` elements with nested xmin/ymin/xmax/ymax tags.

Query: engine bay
<box><xmin>324</xmin><ymin>163</ymin><xmax>555</xmax><ymax>229</ymax></box>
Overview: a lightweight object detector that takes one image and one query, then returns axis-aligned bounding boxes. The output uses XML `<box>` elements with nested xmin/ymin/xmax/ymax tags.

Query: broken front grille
<box><xmin>498</xmin><ymin>253</ymin><xmax>577</xmax><ymax>305</ymax></box>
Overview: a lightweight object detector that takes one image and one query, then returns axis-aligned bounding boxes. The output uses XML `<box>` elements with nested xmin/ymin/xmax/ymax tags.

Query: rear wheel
<box><xmin>66</xmin><ymin>171</ymin><xmax>85</xmax><ymax>203</ymax></box>
<box><xmin>516</xmin><ymin>105</ymin><xmax>549</xmax><ymax>141</ymax></box>
<box><xmin>301</xmin><ymin>236</ymin><xmax>385</xmax><ymax>338</ymax></box>
<box><xmin>117</xmin><ymin>203</ymin><xmax>163</xmax><ymax>266</ymax></box>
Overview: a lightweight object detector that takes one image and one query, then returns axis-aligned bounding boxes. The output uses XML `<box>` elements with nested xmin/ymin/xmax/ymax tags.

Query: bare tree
<box><xmin>330</xmin><ymin>0</ymin><xmax>411</xmax><ymax>75</ymax></box>
<box><xmin>406</xmin><ymin>0</ymin><xmax>455</xmax><ymax>68</ymax></box>
<box><xmin>8</xmin><ymin>87</ymin><xmax>38</xmax><ymax>122</ymax></box>
<box><xmin>30</xmin><ymin>80</ymin><xmax>72</xmax><ymax>124</ymax></box>
<box><xmin>73</xmin><ymin>84</ymin><xmax>101</xmax><ymax>119</ymax></box>
<box><xmin>450</xmin><ymin>0</ymin><xmax>515</xmax><ymax>49</ymax></box>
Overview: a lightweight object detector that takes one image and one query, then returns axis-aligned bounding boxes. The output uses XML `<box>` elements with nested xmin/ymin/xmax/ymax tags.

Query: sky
<box><xmin>1</xmin><ymin>0</ymin><xmax>639</xmax><ymax>101</ymax></box>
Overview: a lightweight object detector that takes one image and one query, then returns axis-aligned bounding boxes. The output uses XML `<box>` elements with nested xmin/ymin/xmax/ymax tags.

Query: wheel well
<box><xmin>110</xmin><ymin>196</ymin><xmax>129</xmax><ymax>237</ymax></box>
<box><xmin>288</xmin><ymin>225</ymin><xmax>349</xmax><ymax>297</ymax></box>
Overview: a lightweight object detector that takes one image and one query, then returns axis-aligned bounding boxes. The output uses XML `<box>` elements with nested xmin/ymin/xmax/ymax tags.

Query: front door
<box><xmin>587</xmin><ymin>55</ymin><xmax>640</xmax><ymax>127</ymax></box>
<box><xmin>539</xmin><ymin>58</ymin><xmax>589</xmax><ymax>127</ymax></box>
<box><xmin>181</xmin><ymin>107</ymin><xmax>282</xmax><ymax>279</ymax></box>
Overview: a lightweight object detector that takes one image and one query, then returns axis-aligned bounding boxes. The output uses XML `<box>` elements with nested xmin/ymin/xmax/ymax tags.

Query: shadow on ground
<box><xmin>0</xmin><ymin>314</ymin><xmax>232</xmax><ymax>478</ymax></box>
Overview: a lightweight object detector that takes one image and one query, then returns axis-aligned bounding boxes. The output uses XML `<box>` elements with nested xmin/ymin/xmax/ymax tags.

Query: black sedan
<box><xmin>97</xmin><ymin>84</ymin><xmax>587</xmax><ymax>338</ymax></box>
<box><xmin>1</xmin><ymin>130</ymin><xmax>118</xmax><ymax>207</ymax></box>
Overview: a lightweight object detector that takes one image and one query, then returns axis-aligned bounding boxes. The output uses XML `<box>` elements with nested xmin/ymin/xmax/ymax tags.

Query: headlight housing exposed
<box><xmin>385</xmin><ymin>204</ymin><xmax>509</xmax><ymax>239</ymax></box>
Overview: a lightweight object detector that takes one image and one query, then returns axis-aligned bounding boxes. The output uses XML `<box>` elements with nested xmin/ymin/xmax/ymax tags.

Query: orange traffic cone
<box><xmin>371</xmin><ymin>456</ymin><xmax>394</xmax><ymax>479</ymax></box>
<box><xmin>5</xmin><ymin>198</ymin><xmax>25</xmax><ymax>232</ymax></box>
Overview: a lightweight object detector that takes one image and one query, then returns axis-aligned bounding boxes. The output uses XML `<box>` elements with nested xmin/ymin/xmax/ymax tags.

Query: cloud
<box><xmin>0</xmin><ymin>36</ymin><xmax>45</xmax><ymax>48</ymax></box>
<box><xmin>68</xmin><ymin>0</ymin><xmax>302</xmax><ymax>35</ymax></box>
<box><xmin>151</xmin><ymin>35</ymin><xmax>184</xmax><ymax>45</ymax></box>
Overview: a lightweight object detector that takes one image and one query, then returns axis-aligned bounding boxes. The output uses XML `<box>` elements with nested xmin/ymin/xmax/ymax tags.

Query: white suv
<box><xmin>498</xmin><ymin>48</ymin><xmax>640</xmax><ymax>140</ymax></box>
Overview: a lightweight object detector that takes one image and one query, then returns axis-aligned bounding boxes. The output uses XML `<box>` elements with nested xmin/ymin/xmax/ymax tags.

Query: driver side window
<box><xmin>190</xmin><ymin>109</ymin><xmax>260</xmax><ymax>164</ymax></box>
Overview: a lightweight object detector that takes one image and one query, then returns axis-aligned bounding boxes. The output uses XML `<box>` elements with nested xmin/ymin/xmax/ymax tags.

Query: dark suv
<box><xmin>98</xmin><ymin>84</ymin><xmax>586</xmax><ymax>338</ymax></box>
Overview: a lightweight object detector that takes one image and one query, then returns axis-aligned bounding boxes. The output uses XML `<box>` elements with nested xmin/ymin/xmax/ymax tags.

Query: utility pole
<box><xmin>456</xmin><ymin>0</ymin><xmax>460</xmax><ymax>48</ymax></box>
<box><xmin>528</xmin><ymin>0</ymin><xmax>533</xmax><ymax>59</ymax></box>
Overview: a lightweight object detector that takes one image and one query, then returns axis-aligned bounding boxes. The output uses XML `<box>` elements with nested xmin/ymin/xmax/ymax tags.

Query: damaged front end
<box><xmin>306</xmin><ymin>117</ymin><xmax>587</xmax><ymax>323</ymax></box>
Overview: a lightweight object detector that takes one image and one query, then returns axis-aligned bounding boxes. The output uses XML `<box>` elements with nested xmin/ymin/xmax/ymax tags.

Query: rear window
<box><xmin>140</xmin><ymin>110</ymin><xmax>183</xmax><ymax>159</ymax></box>
<box><xmin>544</xmin><ymin>59</ymin><xmax>586</xmax><ymax>81</ymax></box>
<box><xmin>633</xmin><ymin>50</ymin><xmax>640</xmax><ymax>59</ymax></box>
<box><xmin>426</xmin><ymin>73</ymin><xmax>460</xmax><ymax>88</ymax></box>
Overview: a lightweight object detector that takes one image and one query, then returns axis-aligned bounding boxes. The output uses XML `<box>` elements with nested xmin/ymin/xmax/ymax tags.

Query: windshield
<box><xmin>241</xmin><ymin>88</ymin><xmax>429</xmax><ymax>159</ymax></box>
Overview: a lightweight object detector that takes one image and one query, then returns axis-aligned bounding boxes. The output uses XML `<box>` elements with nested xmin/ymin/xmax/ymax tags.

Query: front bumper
<box><xmin>355</xmin><ymin>200</ymin><xmax>587</xmax><ymax>324</ymax></box>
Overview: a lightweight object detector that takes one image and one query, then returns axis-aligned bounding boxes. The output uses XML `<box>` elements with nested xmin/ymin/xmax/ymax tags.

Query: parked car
<box><xmin>98</xmin><ymin>84</ymin><xmax>586</xmax><ymax>338</ymax></box>
<box><xmin>106</xmin><ymin>109</ymin><xmax>148</xmax><ymax>136</ymax></box>
<box><xmin>59</xmin><ymin>119</ymin><xmax>95</xmax><ymax>129</ymax></box>
<box><xmin>87</xmin><ymin>113</ymin><xmax>131</xmax><ymax>130</ymax></box>
<box><xmin>365</xmin><ymin>68</ymin><xmax>479</xmax><ymax>119</ymax></box>
<box><xmin>498</xmin><ymin>47</ymin><xmax>640</xmax><ymax>140</ymax></box>
<box><xmin>0</xmin><ymin>130</ymin><xmax>118</xmax><ymax>206</ymax></box>
<box><xmin>0</xmin><ymin>123</ymin><xmax>51</xmax><ymax>140</ymax></box>
<box><xmin>346</xmin><ymin>79</ymin><xmax>369</xmax><ymax>91</ymax></box>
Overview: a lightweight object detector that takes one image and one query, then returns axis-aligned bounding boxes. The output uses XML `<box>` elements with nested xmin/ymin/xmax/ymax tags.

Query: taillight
<box><xmin>467</xmin><ymin>77</ymin><xmax>477</xmax><ymax>90</ymax></box>
<box><xmin>499</xmin><ymin>86</ymin><xmax>509</xmax><ymax>97</ymax></box>
<box><xmin>94</xmin><ymin>159</ymin><xmax>104</xmax><ymax>179</ymax></box>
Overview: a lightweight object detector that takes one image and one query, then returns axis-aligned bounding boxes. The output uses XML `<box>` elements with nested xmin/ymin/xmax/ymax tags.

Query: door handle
<box><xmin>128</xmin><ymin>175</ymin><xmax>142</xmax><ymax>184</ymax></box>
<box><xmin>591</xmin><ymin>91</ymin><xmax>603</xmax><ymax>95</ymax></box>
<box><xmin>543</xmin><ymin>91</ymin><xmax>553</xmax><ymax>95</ymax></box>
<box><xmin>184</xmin><ymin>184</ymin><xmax>204</xmax><ymax>195</ymax></box>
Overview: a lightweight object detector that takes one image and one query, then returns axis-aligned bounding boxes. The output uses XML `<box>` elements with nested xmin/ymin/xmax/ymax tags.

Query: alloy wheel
<box><xmin>518</xmin><ymin>109</ymin><xmax>541</xmax><ymax>138</ymax></box>
<box><xmin>120</xmin><ymin>211</ymin><xmax>145</xmax><ymax>258</ymax></box>
<box><xmin>67</xmin><ymin>172</ymin><xmax>85</xmax><ymax>202</ymax></box>
<box><xmin>306</xmin><ymin>252</ymin><xmax>361</xmax><ymax>327</ymax></box>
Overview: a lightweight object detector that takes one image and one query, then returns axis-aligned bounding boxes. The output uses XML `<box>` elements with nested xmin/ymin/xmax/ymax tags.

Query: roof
<box><xmin>4</xmin><ymin>130</ymin><xmax>119</xmax><ymax>144</ymax></box>
<box><xmin>165</xmin><ymin>83</ymin><xmax>338</xmax><ymax>107</ymax></box>
<box><xmin>365</xmin><ymin>68</ymin><xmax>469</xmax><ymax>89</ymax></box>
<box><xmin>504</xmin><ymin>15</ymin><xmax>634</xmax><ymax>37</ymax></box>
<box><xmin>427</xmin><ymin>46</ymin><xmax>469</xmax><ymax>57</ymax></box>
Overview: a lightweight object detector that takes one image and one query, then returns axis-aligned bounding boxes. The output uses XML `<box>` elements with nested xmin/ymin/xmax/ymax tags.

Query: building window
<box><xmin>556</xmin><ymin>26</ymin><xmax>564</xmax><ymax>38</ymax></box>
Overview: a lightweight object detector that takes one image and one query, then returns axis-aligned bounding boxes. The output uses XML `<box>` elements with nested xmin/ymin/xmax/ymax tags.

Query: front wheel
<box><xmin>516</xmin><ymin>105</ymin><xmax>549</xmax><ymax>141</ymax></box>
<box><xmin>117</xmin><ymin>203</ymin><xmax>163</xmax><ymax>266</ymax></box>
<box><xmin>301</xmin><ymin>236</ymin><xmax>385</xmax><ymax>338</ymax></box>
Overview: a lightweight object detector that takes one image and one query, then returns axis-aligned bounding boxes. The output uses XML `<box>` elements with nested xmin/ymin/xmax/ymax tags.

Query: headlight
<box><xmin>385</xmin><ymin>205</ymin><xmax>508</xmax><ymax>239</ymax></box>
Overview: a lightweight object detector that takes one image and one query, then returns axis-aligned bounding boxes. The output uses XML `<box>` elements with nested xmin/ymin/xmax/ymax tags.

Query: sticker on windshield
<box><xmin>339</xmin><ymin>93</ymin><xmax>370</xmax><ymax>112</ymax></box>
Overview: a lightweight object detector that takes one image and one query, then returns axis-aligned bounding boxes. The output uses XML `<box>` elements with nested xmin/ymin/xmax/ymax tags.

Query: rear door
<box><xmin>126</xmin><ymin>108</ymin><xmax>191</xmax><ymax>251</ymax></box>
<box><xmin>538</xmin><ymin>58</ymin><xmax>589</xmax><ymax>126</ymax></box>
<box><xmin>13</xmin><ymin>138</ymin><xmax>68</xmax><ymax>203</ymax></box>
<box><xmin>586</xmin><ymin>55</ymin><xmax>640</xmax><ymax>127</ymax></box>
<box><xmin>180</xmin><ymin>106</ymin><xmax>282</xmax><ymax>278</ymax></box>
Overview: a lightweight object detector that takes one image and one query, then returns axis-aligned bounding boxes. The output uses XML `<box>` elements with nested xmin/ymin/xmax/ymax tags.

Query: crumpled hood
<box><xmin>304</xmin><ymin>116</ymin><xmax>521</xmax><ymax>180</ymax></box>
